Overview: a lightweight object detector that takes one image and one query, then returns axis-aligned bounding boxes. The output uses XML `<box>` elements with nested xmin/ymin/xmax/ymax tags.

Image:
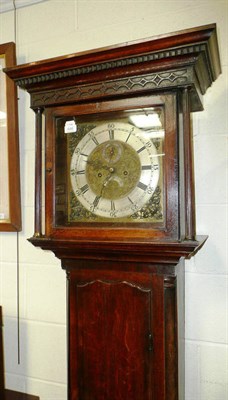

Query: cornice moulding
<box><xmin>4</xmin><ymin>24</ymin><xmax>221</xmax><ymax>112</ymax></box>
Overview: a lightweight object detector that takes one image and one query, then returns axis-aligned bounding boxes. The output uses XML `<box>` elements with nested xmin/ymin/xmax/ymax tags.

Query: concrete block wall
<box><xmin>0</xmin><ymin>1</ymin><xmax>227</xmax><ymax>399</ymax></box>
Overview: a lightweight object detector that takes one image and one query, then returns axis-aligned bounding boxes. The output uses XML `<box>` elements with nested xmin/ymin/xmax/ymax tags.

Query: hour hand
<box><xmin>100</xmin><ymin>172</ymin><xmax>113</xmax><ymax>197</ymax></box>
<box><xmin>102</xmin><ymin>173</ymin><xmax>112</xmax><ymax>187</ymax></box>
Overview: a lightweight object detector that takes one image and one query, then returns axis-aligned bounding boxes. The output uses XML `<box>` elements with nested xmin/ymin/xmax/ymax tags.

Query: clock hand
<box><xmin>103</xmin><ymin>174</ymin><xmax>112</xmax><ymax>187</ymax></box>
<box><xmin>100</xmin><ymin>168</ymin><xmax>115</xmax><ymax>196</ymax></box>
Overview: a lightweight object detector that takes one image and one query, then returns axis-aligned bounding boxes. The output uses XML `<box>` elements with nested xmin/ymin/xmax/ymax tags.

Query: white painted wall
<box><xmin>0</xmin><ymin>1</ymin><xmax>227</xmax><ymax>399</ymax></box>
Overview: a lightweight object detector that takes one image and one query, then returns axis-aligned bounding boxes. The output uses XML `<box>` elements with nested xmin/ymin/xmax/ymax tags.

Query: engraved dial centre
<box><xmin>86</xmin><ymin>140</ymin><xmax>141</xmax><ymax>200</ymax></box>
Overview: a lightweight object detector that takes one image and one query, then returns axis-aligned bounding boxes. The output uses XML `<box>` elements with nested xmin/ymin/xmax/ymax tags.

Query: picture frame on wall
<box><xmin>0</xmin><ymin>42</ymin><xmax>21</xmax><ymax>231</ymax></box>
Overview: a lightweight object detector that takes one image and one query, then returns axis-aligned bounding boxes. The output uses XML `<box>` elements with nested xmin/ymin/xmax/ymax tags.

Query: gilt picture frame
<box><xmin>0</xmin><ymin>42</ymin><xmax>21</xmax><ymax>231</ymax></box>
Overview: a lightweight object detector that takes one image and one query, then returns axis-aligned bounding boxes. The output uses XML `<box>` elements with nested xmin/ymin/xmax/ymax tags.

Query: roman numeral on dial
<box><xmin>137</xmin><ymin>181</ymin><xmax>147</xmax><ymax>191</ymax></box>
<box><xmin>80</xmin><ymin>184</ymin><xmax>89</xmax><ymax>194</ymax></box>
<box><xmin>109</xmin><ymin>129</ymin><xmax>114</xmax><ymax>140</ymax></box>
<box><xmin>137</xmin><ymin>145</ymin><xmax>146</xmax><ymax>154</ymax></box>
<box><xmin>93</xmin><ymin>196</ymin><xmax>101</xmax><ymax>207</ymax></box>
<box><xmin>89</xmin><ymin>133</ymin><xmax>99</xmax><ymax>146</ymax></box>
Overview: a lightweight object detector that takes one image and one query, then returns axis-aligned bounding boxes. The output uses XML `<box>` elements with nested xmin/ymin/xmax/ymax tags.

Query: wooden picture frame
<box><xmin>0</xmin><ymin>42</ymin><xmax>21</xmax><ymax>231</ymax></box>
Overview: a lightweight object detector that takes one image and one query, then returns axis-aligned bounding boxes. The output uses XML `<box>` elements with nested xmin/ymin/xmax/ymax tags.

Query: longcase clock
<box><xmin>5</xmin><ymin>24</ymin><xmax>221</xmax><ymax>400</ymax></box>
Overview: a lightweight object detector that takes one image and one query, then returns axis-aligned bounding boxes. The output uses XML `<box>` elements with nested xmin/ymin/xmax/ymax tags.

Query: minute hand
<box><xmin>100</xmin><ymin>172</ymin><xmax>114</xmax><ymax>197</ymax></box>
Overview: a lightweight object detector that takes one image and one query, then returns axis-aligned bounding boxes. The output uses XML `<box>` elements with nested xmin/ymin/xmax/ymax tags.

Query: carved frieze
<box><xmin>31</xmin><ymin>69</ymin><xmax>191</xmax><ymax>107</ymax></box>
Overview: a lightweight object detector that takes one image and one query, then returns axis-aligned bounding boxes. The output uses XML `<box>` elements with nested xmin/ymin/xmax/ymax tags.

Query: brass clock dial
<box><xmin>70</xmin><ymin>122</ymin><xmax>160</xmax><ymax>219</ymax></box>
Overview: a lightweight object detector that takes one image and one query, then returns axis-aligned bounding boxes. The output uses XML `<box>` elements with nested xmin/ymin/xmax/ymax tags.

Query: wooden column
<box><xmin>34</xmin><ymin>107</ymin><xmax>43</xmax><ymax>237</ymax></box>
<box><xmin>183</xmin><ymin>88</ymin><xmax>196</xmax><ymax>240</ymax></box>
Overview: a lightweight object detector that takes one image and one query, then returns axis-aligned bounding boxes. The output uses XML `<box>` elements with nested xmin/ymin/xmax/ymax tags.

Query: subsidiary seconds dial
<box><xmin>70</xmin><ymin>122</ymin><xmax>160</xmax><ymax>218</ymax></box>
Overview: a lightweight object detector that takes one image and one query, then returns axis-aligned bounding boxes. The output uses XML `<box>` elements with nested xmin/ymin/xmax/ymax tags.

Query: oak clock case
<box><xmin>4</xmin><ymin>24</ymin><xmax>221</xmax><ymax>400</ymax></box>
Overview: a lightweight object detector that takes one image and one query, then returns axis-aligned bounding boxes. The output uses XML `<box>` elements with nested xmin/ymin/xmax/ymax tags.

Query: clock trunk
<box><xmin>4</xmin><ymin>24</ymin><xmax>221</xmax><ymax>400</ymax></box>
